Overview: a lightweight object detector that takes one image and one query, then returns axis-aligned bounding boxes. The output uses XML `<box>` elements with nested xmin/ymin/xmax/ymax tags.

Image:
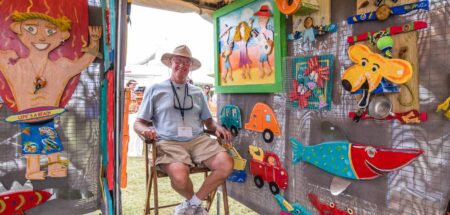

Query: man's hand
<box><xmin>215</xmin><ymin>125</ymin><xmax>232</xmax><ymax>141</ymax></box>
<box><xmin>134</xmin><ymin>118</ymin><xmax>156</xmax><ymax>141</ymax></box>
<box><xmin>141</xmin><ymin>127</ymin><xmax>157</xmax><ymax>141</ymax></box>
<box><xmin>82</xmin><ymin>26</ymin><xmax>102</xmax><ymax>58</ymax></box>
<box><xmin>202</xmin><ymin>118</ymin><xmax>232</xmax><ymax>141</ymax></box>
<box><xmin>88</xmin><ymin>26</ymin><xmax>102</xmax><ymax>41</ymax></box>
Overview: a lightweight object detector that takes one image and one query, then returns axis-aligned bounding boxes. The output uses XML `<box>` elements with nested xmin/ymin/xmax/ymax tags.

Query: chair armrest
<box><xmin>139</xmin><ymin>129</ymin><xmax>222</xmax><ymax>145</ymax></box>
<box><xmin>204</xmin><ymin>130</ymin><xmax>216</xmax><ymax>136</ymax></box>
<box><xmin>136</xmin><ymin>132</ymin><xmax>155</xmax><ymax>144</ymax></box>
<box><xmin>204</xmin><ymin>130</ymin><xmax>226</xmax><ymax>146</ymax></box>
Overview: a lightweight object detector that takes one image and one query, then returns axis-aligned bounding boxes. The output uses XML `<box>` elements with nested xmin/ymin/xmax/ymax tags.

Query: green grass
<box><xmin>121</xmin><ymin>156</ymin><xmax>257</xmax><ymax>215</ymax></box>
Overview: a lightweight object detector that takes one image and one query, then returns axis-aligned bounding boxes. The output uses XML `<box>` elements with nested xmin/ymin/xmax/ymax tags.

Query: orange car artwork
<box><xmin>341</xmin><ymin>44</ymin><xmax>413</xmax><ymax>93</ymax></box>
<box><xmin>245</xmin><ymin>102</ymin><xmax>281</xmax><ymax>143</ymax></box>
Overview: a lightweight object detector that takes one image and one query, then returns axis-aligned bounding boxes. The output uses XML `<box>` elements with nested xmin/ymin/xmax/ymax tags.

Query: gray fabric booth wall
<box><xmin>221</xmin><ymin>1</ymin><xmax>450</xmax><ymax>214</ymax></box>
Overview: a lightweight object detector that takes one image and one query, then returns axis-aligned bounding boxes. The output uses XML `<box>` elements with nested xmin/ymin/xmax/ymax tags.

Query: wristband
<box><xmin>347</xmin><ymin>1</ymin><xmax>429</xmax><ymax>24</ymax></box>
<box><xmin>347</xmin><ymin>21</ymin><xmax>427</xmax><ymax>43</ymax></box>
<box><xmin>348</xmin><ymin>110</ymin><xmax>427</xmax><ymax>123</ymax></box>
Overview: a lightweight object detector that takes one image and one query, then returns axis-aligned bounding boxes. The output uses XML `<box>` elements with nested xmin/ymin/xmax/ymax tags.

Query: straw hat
<box><xmin>161</xmin><ymin>45</ymin><xmax>201</xmax><ymax>71</ymax></box>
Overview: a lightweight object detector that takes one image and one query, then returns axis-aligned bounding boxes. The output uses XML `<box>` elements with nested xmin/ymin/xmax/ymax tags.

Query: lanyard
<box><xmin>170</xmin><ymin>81</ymin><xmax>188</xmax><ymax>121</ymax></box>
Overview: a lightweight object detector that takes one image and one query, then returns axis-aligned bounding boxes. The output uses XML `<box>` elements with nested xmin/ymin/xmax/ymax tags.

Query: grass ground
<box><xmin>121</xmin><ymin>156</ymin><xmax>258</xmax><ymax>215</ymax></box>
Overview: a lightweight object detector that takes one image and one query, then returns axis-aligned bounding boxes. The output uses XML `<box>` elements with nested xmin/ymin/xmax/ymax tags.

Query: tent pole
<box><xmin>114</xmin><ymin>0</ymin><xmax>127</xmax><ymax>214</ymax></box>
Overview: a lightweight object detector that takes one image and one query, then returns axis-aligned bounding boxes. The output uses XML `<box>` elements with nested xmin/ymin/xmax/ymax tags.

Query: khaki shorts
<box><xmin>155</xmin><ymin>134</ymin><xmax>227</xmax><ymax>167</ymax></box>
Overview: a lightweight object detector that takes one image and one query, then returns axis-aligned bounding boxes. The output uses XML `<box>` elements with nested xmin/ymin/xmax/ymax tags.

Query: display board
<box><xmin>222</xmin><ymin>1</ymin><xmax>449</xmax><ymax>214</ymax></box>
<box><xmin>0</xmin><ymin>1</ymin><xmax>103</xmax><ymax>214</ymax></box>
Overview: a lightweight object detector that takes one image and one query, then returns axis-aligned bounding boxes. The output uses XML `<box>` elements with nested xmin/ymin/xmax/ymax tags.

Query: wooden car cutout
<box><xmin>244</xmin><ymin>103</ymin><xmax>281</xmax><ymax>143</ymax></box>
<box><xmin>249</xmin><ymin>145</ymin><xmax>288</xmax><ymax>194</ymax></box>
<box><xmin>219</xmin><ymin>105</ymin><xmax>242</xmax><ymax>136</ymax></box>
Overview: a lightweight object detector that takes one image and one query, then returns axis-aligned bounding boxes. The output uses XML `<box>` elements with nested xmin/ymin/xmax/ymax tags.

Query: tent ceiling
<box><xmin>131</xmin><ymin>0</ymin><xmax>231</xmax><ymax>21</ymax></box>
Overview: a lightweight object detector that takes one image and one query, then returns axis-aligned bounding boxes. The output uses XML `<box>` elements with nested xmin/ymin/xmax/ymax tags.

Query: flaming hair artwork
<box><xmin>0</xmin><ymin>0</ymin><xmax>89</xmax><ymax>112</ymax></box>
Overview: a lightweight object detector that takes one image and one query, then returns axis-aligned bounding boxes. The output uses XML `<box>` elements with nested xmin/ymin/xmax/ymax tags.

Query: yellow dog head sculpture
<box><xmin>342</xmin><ymin>44</ymin><xmax>413</xmax><ymax>93</ymax></box>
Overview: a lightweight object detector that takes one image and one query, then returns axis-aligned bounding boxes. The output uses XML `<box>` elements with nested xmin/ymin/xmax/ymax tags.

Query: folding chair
<box><xmin>143</xmin><ymin>132</ymin><xmax>229</xmax><ymax>215</ymax></box>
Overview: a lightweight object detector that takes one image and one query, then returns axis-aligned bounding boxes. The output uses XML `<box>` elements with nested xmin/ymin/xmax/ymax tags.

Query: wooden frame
<box><xmin>213</xmin><ymin>0</ymin><xmax>286</xmax><ymax>93</ymax></box>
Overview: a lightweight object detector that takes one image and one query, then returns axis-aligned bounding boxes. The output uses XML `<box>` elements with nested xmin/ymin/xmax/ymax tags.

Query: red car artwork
<box><xmin>249</xmin><ymin>145</ymin><xmax>288</xmax><ymax>194</ymax></box>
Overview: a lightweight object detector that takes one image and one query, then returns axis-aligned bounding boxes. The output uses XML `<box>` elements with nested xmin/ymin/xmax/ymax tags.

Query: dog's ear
<box><xmin>380</xmin><ymin>59</ymin><xmax>413</xmax><ymax>84</ymax></box>
<box><xmin>348</xmin><ymin>44</ymin><xmax>371</xmax><ymax>63</ymax></box>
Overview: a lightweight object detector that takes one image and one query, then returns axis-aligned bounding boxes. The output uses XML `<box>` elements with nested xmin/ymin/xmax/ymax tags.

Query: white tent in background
<box><xmin>125</xmin><ymin>5</ymin><xmax>216</xmax><ymax>87</ymax></box>
<box><xmin>125</xmin><ymin>49</ymin><xmax>215</xmax><ymax>87</ymax></box>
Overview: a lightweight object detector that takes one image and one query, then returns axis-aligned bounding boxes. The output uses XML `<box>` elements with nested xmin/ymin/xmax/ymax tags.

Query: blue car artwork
<box><xmin>219</xmin><ymin>105</ymin><xmax>242</xmax><ymax>136</ymax></box>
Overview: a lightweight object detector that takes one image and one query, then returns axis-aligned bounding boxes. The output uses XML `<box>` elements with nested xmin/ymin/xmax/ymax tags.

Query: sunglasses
<box><xmin>173</xmin><ymin>94</ymin><xmax>194</xmax><ymax>110</ymax></box>
<box><xmin>172</xmin><ymin>58</ymin><xmax>192</xmax><ymax>66</ymax></box>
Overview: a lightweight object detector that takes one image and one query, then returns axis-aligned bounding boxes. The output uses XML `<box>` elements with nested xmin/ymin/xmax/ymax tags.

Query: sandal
<box><xmin>26</xmin><ymin>170</ymin><xmax>46</xmax><ymax>180</ymax></box>
<box><xmin>47</xmin><ymin>161</ymin><xmax>68</xmax><ymax>177</ymax></box>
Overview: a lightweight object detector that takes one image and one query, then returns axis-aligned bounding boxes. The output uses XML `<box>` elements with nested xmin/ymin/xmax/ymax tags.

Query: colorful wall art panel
<box><xmin>288</xmin><ymin>55</ymin><xmax>334</xmax><ymax>110</ymax></box>
<box><xmin>0</xmin><ymin>0</ymin><xmax>101</xmax><ymax>180</ymax></box>
<box><xmin>213</xmin><ymin>0</ymin><xmax>286</xmax><ymax>93</ymax></box>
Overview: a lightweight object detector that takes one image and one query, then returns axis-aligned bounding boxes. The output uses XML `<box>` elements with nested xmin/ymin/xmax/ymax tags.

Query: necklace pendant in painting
<box><xmin>34</xmin><ymin>77</ymin><xmax>47</xmax><ymax>94</ymax></box>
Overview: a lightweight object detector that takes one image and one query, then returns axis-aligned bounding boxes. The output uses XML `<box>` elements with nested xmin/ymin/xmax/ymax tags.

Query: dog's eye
<box><xmin>371</xmin><ymin>64</ymin><xmax>379</xmax><ymax>73</ymax></box>
<box><xmin>361</xmin><ymin>58</ymin><xmax>368</xmax><ymax>66</ymax></box>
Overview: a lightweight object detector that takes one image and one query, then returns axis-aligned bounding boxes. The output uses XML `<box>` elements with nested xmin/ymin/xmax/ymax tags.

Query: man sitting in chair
<box><xmin>134</xmin><ymin>45</ymin><xmax>234</xmax><ymax>215</ymax></box>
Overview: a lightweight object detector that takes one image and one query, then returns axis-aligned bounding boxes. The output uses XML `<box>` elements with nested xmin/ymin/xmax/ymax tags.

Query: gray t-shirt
<box><xmin>137</xmin><ymin>79</ymin><xmax>212</xmax><ymax>142</ymax></box>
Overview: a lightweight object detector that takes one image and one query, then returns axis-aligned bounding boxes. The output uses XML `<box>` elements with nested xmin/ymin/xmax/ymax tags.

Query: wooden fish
<box><xmin>0</xmin><ymin>190</ymin><xmax>51</xmax><ymax>215</ymax></box>
<box><xmin>291</xmin><ymin>137</ymin><xmax>423</xmax><ymax>194</ymax></box>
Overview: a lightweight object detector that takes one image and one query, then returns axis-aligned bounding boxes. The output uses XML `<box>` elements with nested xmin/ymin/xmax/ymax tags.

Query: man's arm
<box><xmin>134</xmin><ymin>118</ymin><xmax>157</xmax><ymax>141</ymax></box>
<box><xmin>202</xmin><ymin>118</ymin><xmax>232</xmax><ymax>141</ymax></box>
<box><xmin>58</xmin><ymin>26</ymin><xmax>102</xmax><ymax>78</ymax></box>
<box><xmin>0</xmin><ymin>50</ymin><xmax>18</xmax><ymax>75</ymax></box>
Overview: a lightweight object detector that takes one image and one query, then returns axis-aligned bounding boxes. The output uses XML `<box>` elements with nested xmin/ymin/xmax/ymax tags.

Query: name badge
<box><xmin>178</xmin><ymin>126</ymin><xmax>193</xmax><ymax>137</ymax></box>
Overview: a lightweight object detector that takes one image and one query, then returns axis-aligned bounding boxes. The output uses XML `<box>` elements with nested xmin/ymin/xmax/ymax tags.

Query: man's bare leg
<box><xmin>228</xmin><ymin>69</ymin><xmax>234</xmax><ymax>81</ymax></box>
<box><xmin>259</xmin><ymin>64</ymin><xmax>265</xmax><ymax>79</ymax></box>
<box><xmin>25</xmin><ymin>154</ymin><xmax>45</xmax><ymax>180</ymax></box>
<box><xmin>265</xmin><ymin>61</ymin><xmax>272</xmax><ymax>77</ymax></box>
<box><xmin>221</xmin><ymin>71</ymin><xmax>228</xmax><ymax>84</ymax></box>
<box><xmin>246</xmin><ymin>65</ymin><xmax>252</xmax><ymax>79</ymax></box>
<box><xmin>196</xmin><ymin>152</ymin><xmax>233</xmax><ymax>200</ymax></box>
<box><xmin>48</xmin><ymin>153</ymin><xmax>67</xmax><ymax>177</ymax></box>
<box><xmin>241</xmin><ymin>68</ymin><xmax>246</xmax><ymax>79</ymax></box>
<box><xmin>161</xmin><ymin>162</ymin><xmax>195</xmax><ymax>199</ymax></box>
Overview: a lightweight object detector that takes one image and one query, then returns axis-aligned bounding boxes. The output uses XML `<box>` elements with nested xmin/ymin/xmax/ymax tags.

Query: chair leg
<box><xmin>144</xmin><ymin>170</ymin><xmax>154</xmax><ymax>215</ymax></box>
<box><xmin>205</xmin><ymin>189</ymin><xmax>217</xmax><ymax>212</ymax></box>
<box><xmin>153</xmin><ymin>168</ymin><xmax>159</xmax><ymax>215</ymax></box>
<box><xmin>222</xmin><ymin>183</ymin><xmax>229</xmax><ymax>215</ymax></box>
<box><xmin>145</xmin><ymin>142</ymin><xmax>149</xmax><ymax>189</ymax></box>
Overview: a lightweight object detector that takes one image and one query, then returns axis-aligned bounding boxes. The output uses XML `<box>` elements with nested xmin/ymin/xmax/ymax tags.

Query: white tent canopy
<box><xmin>131</xmin><ymin>0</ymin><xmax>227</xmax><ymax>21</ymax></box>
<box><xmin>125</xmin><ymin>4</ymin><xmax>216</xmax><ymax>87</ymax></box>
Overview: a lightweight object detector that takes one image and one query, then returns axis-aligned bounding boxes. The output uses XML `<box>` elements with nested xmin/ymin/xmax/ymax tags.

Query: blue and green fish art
<box><xmin>290</xmin><ymin>137</ymin><xmax>423</xmax><ymax>195</ymax></box>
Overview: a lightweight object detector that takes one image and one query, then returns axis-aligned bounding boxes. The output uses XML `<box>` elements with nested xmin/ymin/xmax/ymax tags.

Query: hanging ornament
<box><xmin>34</xmin><ymin>77</ymin><xmax>47</xmax><ymax>94</ymax></box>
<box><xmin>376</xmin><ymin>35</ymin><xmax>394</xmax><ymax>58</ymax></box>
